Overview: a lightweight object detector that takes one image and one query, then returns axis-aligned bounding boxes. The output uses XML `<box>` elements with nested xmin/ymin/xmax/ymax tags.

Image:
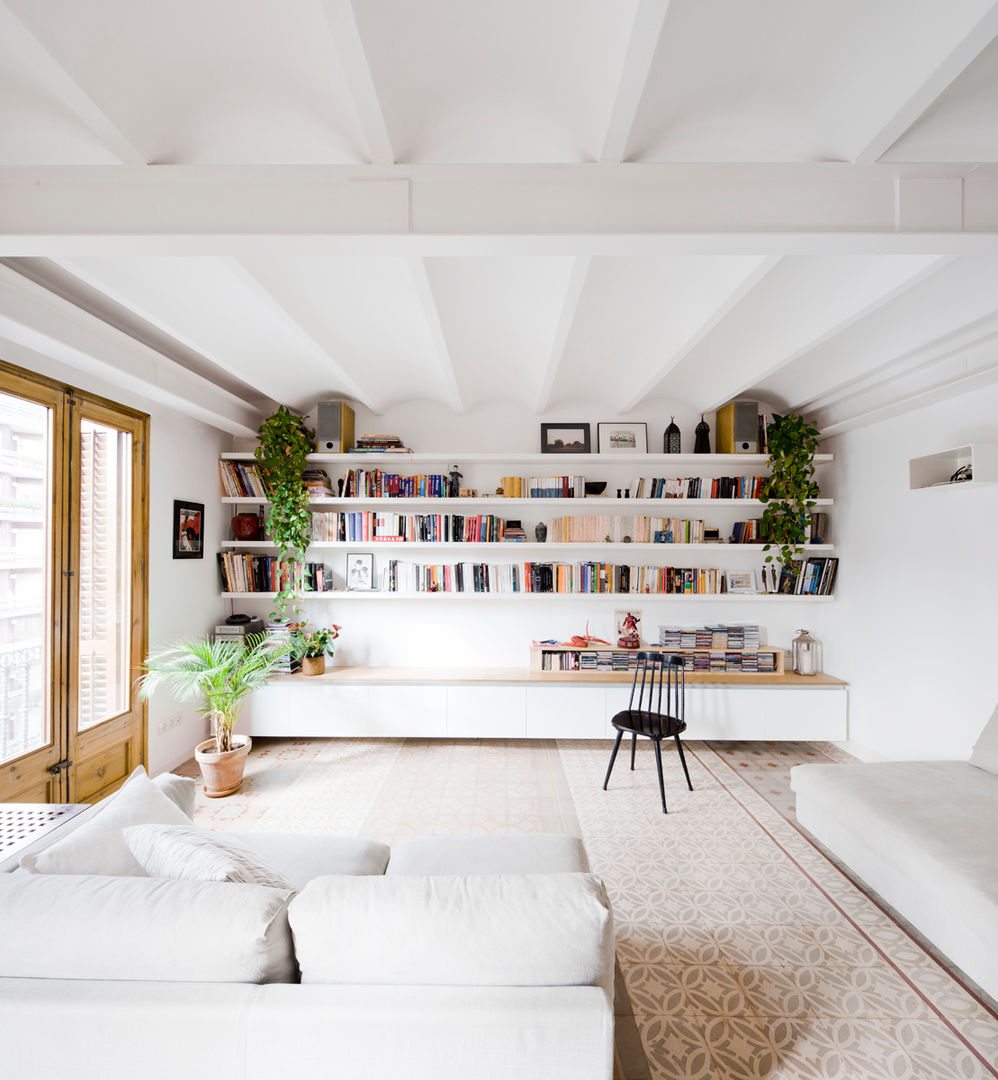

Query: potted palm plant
<box><xmin>289</xmin><ymin>623</ymin><xmax>341</xmax><ymax>676</ymax></box>
<box><xmin>139</xmin><ymin>634</ymin><xmax>289</xmax><ymax>797</ymax></box>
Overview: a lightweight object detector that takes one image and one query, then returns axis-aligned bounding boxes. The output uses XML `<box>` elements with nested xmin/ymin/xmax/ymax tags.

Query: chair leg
<box><xmin>652</xmin><ymin>739</ymin><xmax>668</xmax><ymax>814</ymax></box>
<box><xmin>674</xmin><ymin>735</ymin><xmax>693</xmax><ymax>791</ymax></box>
<box><xmin>603</xmin><ymin>731</ymin><xmax>624</xmax><ymax>791</ymax></box>
<box><xmin>630</xmin><ymin>733</ymin><xmax>637</xmax><ymax>770</ymax></box>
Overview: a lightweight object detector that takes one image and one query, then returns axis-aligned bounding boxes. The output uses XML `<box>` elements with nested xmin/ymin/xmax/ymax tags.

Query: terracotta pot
<box><xmin>194</xmin><ymin>734</ymin><xmax>252</xmax><ymax>798</ymax></box>
<box><xmin>301</xmin><ymin>654</ymin><xmax>325</xmax><ymax>677</ymax></box>
<box><xmin>231</xmin><ymin>513</ymin><xmax>261</xmax><ymax>541</ymax></box>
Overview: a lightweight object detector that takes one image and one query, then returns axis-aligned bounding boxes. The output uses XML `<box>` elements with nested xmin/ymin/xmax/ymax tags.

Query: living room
<box><xmin>2</xmin><ymin>3</ymin><xmax>998</xmax><ymax>1079</ymax></box>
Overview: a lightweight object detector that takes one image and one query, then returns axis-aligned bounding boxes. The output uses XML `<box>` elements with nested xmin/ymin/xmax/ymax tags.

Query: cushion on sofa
<box><xmin>19</xmin><ymin>765</ymin><xmax>190</xmax><ymax>876</ymax></box>
<box><xmin>151</xmin><ymin>771</ymin><xmax>198</xmax><ymax>818</ymax></box>
<box><xmin>235</xmin><ymin>834</ymin><xmax>390</xmax><ymax>891</ymax></box>
<box><xmin>0</xmin><ymin>873</ymin><xmax>297</xmax><ymax>983</ymax></box>
<box><xmin>969</xmin><ymin>704</ymin><xmax>998</xmax><ymax>775</ymax></box>
<box><xmin>386</xmin><ymin>833</ymin><xmax>590</xmax><ymax>876</ymax></box>
<box><xmin>124</xmin><ymin>824</ymin><xmax>294</xmax><ymax>890</ymax></box>
<box><xmin>289</xmin><ymin>873</ymin><xmax>614</xmax><ymax>991</ymax></box>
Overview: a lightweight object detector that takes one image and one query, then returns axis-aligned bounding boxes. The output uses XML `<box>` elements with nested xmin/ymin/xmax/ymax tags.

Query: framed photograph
<box><xmin>540</xmin><ymin>423</ymin><xmax>591</xmax><ymax>454</ymax></box>
<box><xmin>346</xmin><ymin>552</ymin><xmax>375</xmax><ymax>590</ymax></box>
<box><xmin>725</xmin><ymin>570</ymin><xmax>758</xmax><ymax>595</ymax></box>
<box><xmin>597</xmin><ymin>422</ymin><xmax>648</xmax><ymax>454</ymax></box>
<box><xmin>173</xmin><ymin>500</ymin><xmax>204</xmax><ymax>560</ymax></box>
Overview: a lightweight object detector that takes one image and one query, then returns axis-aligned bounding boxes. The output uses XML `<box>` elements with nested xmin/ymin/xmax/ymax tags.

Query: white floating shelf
<box><xmin>223</xmin><ymin>451</ymin><xmax>833</xmax><ymax>466</ymax></box>
<box><xmin>221</xmin><ymin>540</ymin><xmax>834</xmax><ymax>553</ymax></box>
<box><xmin>908</xmin><ymin>444</ymin><xmax>998</xmax><ymax>490</ymax></box>
<box><xmin>221</xmin><ymin>496</ymin><xmax>834</xmax><ymax>508</ymax></box>
<box><xmin>222</xmin><ymin>591</ymin><xmax>834</xmax><ymax>602</ymax></box>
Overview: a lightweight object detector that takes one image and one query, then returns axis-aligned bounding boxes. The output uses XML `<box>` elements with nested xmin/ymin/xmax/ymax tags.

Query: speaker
<box><xmin>716</xmin><ymin>400</ymin><xmax>759</xmax><ymax>454</ymax></box>
<box><xmin>316</xmin><ymin>401</ymin><xmax>355</xmax><ymax>453</ymax></box>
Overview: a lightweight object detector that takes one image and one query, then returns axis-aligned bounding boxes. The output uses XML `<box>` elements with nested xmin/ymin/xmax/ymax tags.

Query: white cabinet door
<box><xmin>243</xmin><ymin>684</ymin><xmax>290</xmax><ymax>736</ymax></box>
<box><xmin>447</xmin><ymin>686</ymin><xmax>526</xmax><ymax>738</ymax></box>
<box><xmin>526</xmin><ymin>687</ymin><xmax>608</xmax><ymax>738</ymax></box>
<box><xmin>686</xmin><ymin>687</ymin><xmax>766</xmax><ymax>740</ymax></box>
<box><xmin>761</xmin><ymin>689</ymin><xmax>847</xmax><ymax>740</ymax></box>
<box><xmin>289</xmin><ymin>685</ymin><xmax>370</xmax><ymax>736</ymax></box>
<box><xmin>369</xmin><ymin>686</ymin><xmax>447</xmax><ymax>736</ymax></box>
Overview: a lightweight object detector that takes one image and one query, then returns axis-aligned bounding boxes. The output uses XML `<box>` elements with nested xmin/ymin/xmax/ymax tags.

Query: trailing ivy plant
<box><xmin>254</xmin><ymin>406</ymin><xmax>315</xmax><ymax>617</ymax></box>
<box><xmin>759</xmin><ymin>412</ymin><xmax>821</xmax><ymax>574</ymax></box>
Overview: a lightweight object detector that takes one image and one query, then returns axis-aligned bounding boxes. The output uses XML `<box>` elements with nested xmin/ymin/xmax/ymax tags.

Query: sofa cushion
<box><xmin>386</xmin><ymin>834</ymin><xmax>589</xmax><ymax>876</ymax></box>
<box><xmin>19</xmin><ymin>765</ymin><xmax>190</xmax><ymax>876</ymax></box>
<box><xmin>289</xmin><ymin>873</ymin><xmax>614</xmax><ymax>991</ymax></box>
<box><xmin>124</xmin><ymin>824</ymin><xmax>294</xmax><ymax>890</ymax></box>
<box><xmin>0</xmin><ymin>873</ymin><xmax>297</xmax><ymax>983</ymax></box>
<box><xmin>235</xmin><ymin>834</ymin><xmax>390</xmax><ymax>891</ymax></box>
<box><xmin>151</xmin><ymin>771</ymin><xmax>198</xmax><ymax>818</ymax></box>
<box><xmin>970</xmin><ymin>703</ymin><xmax>998</xmax><ymax>775</ymax></box>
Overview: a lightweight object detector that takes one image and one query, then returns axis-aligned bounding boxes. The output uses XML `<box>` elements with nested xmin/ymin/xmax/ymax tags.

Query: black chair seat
<box><xmin>610</xmin><ymin>709</ymin><xmax>687</xmax><ymax>739</ymax></box>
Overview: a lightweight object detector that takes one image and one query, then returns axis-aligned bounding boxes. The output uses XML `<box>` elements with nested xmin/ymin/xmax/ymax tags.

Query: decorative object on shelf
<box><xmin>535</xmin><ymin>521</ymin><xmax>547</xmax><ymax>542</ymax></box>
<box><xmin>231</xmin><ymin>512</ymin><xmax>262</xmax><ymax>541</ymax></box>
<box><xmin>560</xmin><ymin>621</ymin><xmax>611</xmax><ymax>647</ymax></box>
<box><xmin>449</xmin><ymin>464</ymin><xmax>463</xmax><ymax>497</ymax></box>
<box><xmin>724</xmin><ymin>570</ymin><xmax>758</xmax><ymax>594</ymax></box>
<box><xmin>584</xmin><ymin>481</ymin><xmax>607</xmax><ymax>496</ymax></box>
<box><xmin>950</xmin><ymin>464</ymin><xmax>973</xmax><ymax>483</ymax></box>
<box><xmin>598</xmin><ymin>421</ymin><xmax>648</xmax><ymax>454</ymax></box>
<box><xmin>653</xmin><ymin>530</ymin><xmax>673</xmax><ymax>543</ymax></box>
<box><xmin>346</xmin><ymin>551</ymin><xmax>374</xmax><ymax>590</ymax></box>
<box><xmin>663</xmin><ymin>417</ymin><xmax>681</xmax><ymax>454</ymax></box>
<box><xmin>289</xmin><ymin>623</ymin><xmax>341</xmax><ymax>677</ymax></box>
<box><xmin>792</xmin><ymin>628</ymin><xmax>821</xmax><ymax>676</ymax></box>
<box><xmin>759</xmin><ymin>412</ymin><xmax>821</xmax><ymax>572</ymax></box>
<box><xmin>315</xmin><ymin>399</ymin><xmax>355</xmax><ymax>453</ymax></box>
<box><xmin>540</xmin><ymin>422</ymin><xmax>591</xmax><ymax>454</ymax></box>
<box><xmin>255</xmin><ymin>406</ymin><xmax>315</xmax><ymax>615</ymax></box>
<box><xmin>138</xmin><ymin>634</ymin><xmax>289</xmax><ymax>797</ymax></box>
<box><xmin>760</xmin><ymin>565</ymin><xmax>780</xmax><ymax>594</ymax></box>
<box><xmin>615</xmin><ymin>610</ymin><xmax>641</xmax><ymax>650</ymax></box>
<box><xmin>717</xmin><ymin>399</ymin><xmax>760</xmax><ymax>453</ymax></box>
<box><xmin>172</xmin><ymin>500</ymin><xmax>204</xmax><ymax>560</ymax></box>
<box><xmin>703</xmin><ymin>527</ymin><xmax>722</xmax><ymax>542</ymax></box>
<box><xmin>694</xmin><ymin>415</ymin><xmax>711</xmax><ymax>454</ymax></box>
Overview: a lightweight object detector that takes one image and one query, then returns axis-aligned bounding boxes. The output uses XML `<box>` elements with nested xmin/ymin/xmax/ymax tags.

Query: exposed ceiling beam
<box><xmin>535</xmin><ymin>256</ymin><xmax>591</xmax><ymax>413</ymax></box>
<box><xmin>3</xmin><ymin>164</ymin><xmax>996</xmax><ymax>255</ymax></box>
<box><xmin>318</xmin><ymin>0</ymin><xmax>394</xmax><ymax>165</ymax></box>
<box><xmin>406</xmin><ymin>257</ymin><xmax>464</xmax><ymax>413</ymax></box>
<box><xmin>617</xmin><ymin>256</ymin><xmax>782</xmax><ymax>413</ymax></box>
<box><xmin>600</xmin><ymin>0</ymin><xmax>672</xmax><ymax>162</ymax></box>
<box><xmin>853</xmin><ymin>3</ymin><xmax>998</xmax><ymax>163</ymax></box>
<box><xmin>0</xmin><ymin>263</ymin><xmax>259</xmax><ymax>434</ymax></box>
<box><xmin>0</xmin><ymin>2</ymin><xmax>147</xmax><ymax>165</ymax></box>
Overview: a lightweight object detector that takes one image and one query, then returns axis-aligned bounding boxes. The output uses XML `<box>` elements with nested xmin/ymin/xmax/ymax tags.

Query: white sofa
<box><xmin>0</xmin><ymin>770</ymin><xmax>615</xmax><ymax>1080</ymax></box>
<box><xmin>791</xmin><ymin>709</ymin><xmax>998</xmax><ymax>1000</ymax></box>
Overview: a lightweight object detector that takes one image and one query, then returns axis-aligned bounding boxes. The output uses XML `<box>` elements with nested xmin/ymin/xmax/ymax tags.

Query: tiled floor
<box><xmin>182</xmin><ymin>737</ymin><xmax>998</xmax><ymax>1080</ymax></box>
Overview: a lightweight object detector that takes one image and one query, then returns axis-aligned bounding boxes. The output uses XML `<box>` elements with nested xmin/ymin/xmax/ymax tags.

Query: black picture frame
<box><xmin>346</xmin><ymin>551</ymin><xmax>375</xmax><ymax>590</ymax></box>
<box><xmin>540</xmin><ymin>423</ymin><xmax>591</xmax><ymax>454</ymax></box>
<box><xmin>173</xmin><ymin>500</ymin><xmax>204</xmax><ymax>560</ymax></box>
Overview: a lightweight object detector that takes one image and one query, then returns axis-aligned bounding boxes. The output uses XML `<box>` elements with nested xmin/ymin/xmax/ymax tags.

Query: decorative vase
<box><xmin>302</xmin><ymin>654</ymin><xmax>326</xmax><ymax>677</ymax></box>
<box><xmin>194</xmin><ymin>734</ymin><xmax>252</xmax><ymax>798</ymax></box>
<box><xmin>231</xmin><ymin>513</ymin><xmax>261</xmax><ymax>541</ymax></box>
<box><xmin>664</xmin><ymin>418</ymin><xmax>681</xmax><ymax>453</ymax></box>
<box><xmin>535</xmin><ymin>522</ymin><xmax>547</xmax><ymax>542</ymax></box>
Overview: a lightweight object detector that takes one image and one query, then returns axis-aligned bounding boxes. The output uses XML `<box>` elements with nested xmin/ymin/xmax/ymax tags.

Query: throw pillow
<box><xmin>151</xmin><ymin>771</ymin><xmax>198</xmax><ymax>818</ymax></box>
<box><xmin>124</xmin><ymin>823</ymin><xmax>294</xmax><ymax>890</ymax></box>
<box><xmin>19</xmin><ymin>765</ymin><xmax>190</xmax><ymax>876</ymax></box>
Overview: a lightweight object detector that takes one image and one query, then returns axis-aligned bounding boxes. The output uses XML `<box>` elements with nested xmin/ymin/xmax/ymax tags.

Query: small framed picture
<box><xmin>540</xmin><ymin>423</ymin><xmax>591</xmax><ymax>454</ymax></box>
<box><xmin>346</xmin><ymin>552</ymin><xmax>374</xmax><ymax>590</ymax></box>
<box><xmin>173</xmin><ymin>500</ymin><xmax>204</xmax><ymax>560</ymax></box>
<box><xmin>597</xmin><ymin>422</ymin><xmax>648</xmax><ymax>454</ymax></box>
<box><xmin>725</xmin><ymin>570</ymin><xmax>757</xmax><ymax>595</ymax></box>
<box><xmin>615</xmin><ymin>609</ymin><xmax>641</xmax><ymax>650</ymax></box>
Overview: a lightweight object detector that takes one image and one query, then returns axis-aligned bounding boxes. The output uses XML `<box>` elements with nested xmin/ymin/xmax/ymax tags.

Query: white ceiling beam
<box><xmin>535</xmin><ymin>256</ymin><xmax>591</xmax><ymax>414</ymax></box>
<box><xmin>406</xmin><ymin>258</ymin><xmax>464</xmax><ymax>413</ymax></box>
<box><xmin>0</xmin><ymin>264</ymin><xmax>259</xmax><ymax>434</ymax></box>
<box><xmin>617</xmin><ymin>256</ymin><xmax>782</xmax><ymax>414</ymax></box>
<box><xmin>2</xmin><ymin>164</ymin><xmax>997</xmax><ymax>254</ymax></box>
<box><xmin>318</xmin><ymin>0</ymin><xmax>394</xmax><ymax>165</ymax></box>
<box><xmin>0</xmin><ymin>2</ymin><xmax>147</xmax><ymax>165</ymax></box>
<box><xmin>600</xmin><ymin>0</ymin><xmax>672</xmax><ymax>162</ymax></box>
<box><xmin>853</xmin><ymin>3</ymin><xmax>998</xmax><ymax>163</ymax></box>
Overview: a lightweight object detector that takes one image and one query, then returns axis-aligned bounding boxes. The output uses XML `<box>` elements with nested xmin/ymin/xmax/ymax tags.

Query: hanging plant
<box><xmin>759</xmin><ymin>412</ymin><xmax>821</xmax><ymax>574</ymax></box>
<box><xmin>254</xmin><ymin>406</ymin><xmax>315</xmax><ymax>617</ymax></box>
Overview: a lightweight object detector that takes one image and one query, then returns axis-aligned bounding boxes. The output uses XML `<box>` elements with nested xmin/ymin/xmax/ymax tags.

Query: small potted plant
<box><xmin>139</xmin><ymin>634</ymin><xmax>289</xmax><ymax>797</ymax></box>
<box><xmin>290</xmin><ymin>623</ymin><xmax>341</xmax><ymax>676</ymax></box>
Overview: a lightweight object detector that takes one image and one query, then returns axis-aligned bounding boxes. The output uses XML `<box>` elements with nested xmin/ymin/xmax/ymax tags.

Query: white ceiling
<box><xmin>2</xmin><ymin>0</ymin><xmax>998</xmax><ymax>437</ymax></box>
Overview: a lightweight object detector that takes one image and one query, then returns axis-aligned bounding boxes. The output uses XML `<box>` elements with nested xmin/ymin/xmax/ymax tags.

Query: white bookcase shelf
<box><xmin>908</xmin><ymin>444</ymin><xmax>998</xmax><ymax>490</ymax></box>
<box><xmin>223</xmin><ymin>451</ymin><xmax>834</xmax><ymax>467</ymax></box>
<box><xmin>222</xmin><ymin>496</ymin><xmax>835</xmax><ymax>508</ymax></box>
<box><xmin>221</xmin><ymin>590</ymin><xmax>835</xmax><ymax>602</ymax></box>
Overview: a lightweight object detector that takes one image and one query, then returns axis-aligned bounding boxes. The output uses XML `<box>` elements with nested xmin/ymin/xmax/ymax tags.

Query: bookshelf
<box><xmin>908</xmin><ymin>444</ymin><xmax>998</xmax><ymax>490</ymax></box>
<box><xmin>530</xmin><ymin>643</ymin><xmax>785</xmax><ymax>675</ymax></box>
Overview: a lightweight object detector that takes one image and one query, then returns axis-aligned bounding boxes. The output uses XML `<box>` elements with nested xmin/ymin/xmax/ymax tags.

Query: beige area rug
<box><xmin>180</xmin><ymin>738</ymin><xmax>998</xmax><ymax>1080</ymax></box>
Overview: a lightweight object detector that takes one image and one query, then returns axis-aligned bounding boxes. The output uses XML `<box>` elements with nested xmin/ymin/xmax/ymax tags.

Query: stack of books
<box><xmin>302</xmin><ymin>469</ymin><xmax>334</xmax><ymax>497</ymax></box>
<box><xmin>264</xmin><ymin>620</ymin><xmax>300</xmax><ymax>675</ymax></box>
<box><xmin>350</xmin><ymin>434</ymin><xmax>412</xmax><ymax>453</ymax></box>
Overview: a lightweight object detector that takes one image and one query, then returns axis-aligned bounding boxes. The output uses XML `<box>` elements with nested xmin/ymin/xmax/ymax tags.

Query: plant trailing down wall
<box><xmin>759</xmin><ymin>412</ymin><xmax>821</xmax><ymax>572</ymax></box>
<box><xmin>254</xmin><ymin>406</ymin><xmax>315</xmax><ymax>616</ymax></box>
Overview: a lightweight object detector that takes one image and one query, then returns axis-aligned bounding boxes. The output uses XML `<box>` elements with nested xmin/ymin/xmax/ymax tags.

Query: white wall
<box><xmin>2</xmin><ymin>341</ymin><xmax>228</xmax><ymax>774</ymax></box>
<box><xmin>824</xmin><ymin>387</ymin><xmax>998</xmax><ymax>761</ymax></box>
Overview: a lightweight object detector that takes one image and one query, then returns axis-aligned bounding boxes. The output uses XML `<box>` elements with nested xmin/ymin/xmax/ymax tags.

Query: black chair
<box><xmin>602</xmin><ymin>651</ymin><xmax>693</xmax><ymax>813</ymax></box>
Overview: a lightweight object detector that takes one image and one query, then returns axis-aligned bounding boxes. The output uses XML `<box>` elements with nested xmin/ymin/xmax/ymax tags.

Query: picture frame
<box><xmin>725</xmin><ymin>570</ymin><xmax>758</xmax><ymax>595</ymax></box>
<box><xmin>172</xmin><ymin>500</ymin><xmax>204</xmax><ymax>560</ymax></box>
<box><xmin>597</xmin><ymin>422</ymin><xmax>648</xmax><ymax>454</ymax></box>
<box><xmin>540</xmin><ymin>423</ymin><xmax>591</xmax><ymax>454</ymax></box>
<box><xmin>346</xmin><ymin>552</ymin><xmax>375</xmax><ymax>590</ymax></box>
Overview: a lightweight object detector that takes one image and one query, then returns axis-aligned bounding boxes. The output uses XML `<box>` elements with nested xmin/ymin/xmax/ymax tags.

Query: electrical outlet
<box><xmin>156</xmin><ymin>712</ymin><xmax>181</xmax><ymax>735</ymax></box>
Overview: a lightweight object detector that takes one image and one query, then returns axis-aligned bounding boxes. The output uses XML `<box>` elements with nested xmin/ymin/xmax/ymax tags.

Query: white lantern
<box><xmin>792</xmin><ymin>629</ymin><xmax>820</xmax><ymax>676</ymax></box>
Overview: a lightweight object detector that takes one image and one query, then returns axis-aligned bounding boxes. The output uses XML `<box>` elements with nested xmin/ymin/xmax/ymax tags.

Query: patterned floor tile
<box><xmin>888</xmin><ymin>1019</ymin><xmax>997</xmax><ymax>1079</ymax></box>
<box><xmin>634</xmin><ymin>1015</ymin><xmax>717</xmax><ymax>1080</ymax></box>
<box><xmin>700</xmin><ymin>1016</ymin><xmax>780</xmax><ymax>1079</ymax></box>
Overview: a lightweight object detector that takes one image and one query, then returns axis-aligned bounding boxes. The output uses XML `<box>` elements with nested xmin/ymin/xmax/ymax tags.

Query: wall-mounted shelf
<box><xmin>222</xmin><ymin>591</ymin><xmax>834</xmax><ymax>602</ymax></box>
<box><xmin>223</xmin><ymin>451</ymin><xmax>834</xmax><ymax>467</ymax></box>
<box><xmin>222</xmin><ymin>496</ymin><xmax>835</xmax><ymax>508</ymax></box>
<box><xmin>908</xmin><ymin>444</ymin><xmax>998</xmax><ymax>490</ymax></box>
<box><xmin>221</xmin><ymin>539</ymin><xmax>834</xmax><ymax>553</ymax></box>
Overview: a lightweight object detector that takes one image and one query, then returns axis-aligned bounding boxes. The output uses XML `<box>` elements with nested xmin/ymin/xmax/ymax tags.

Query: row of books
<box><xmin>309</xmin><ymin>512</ymin><xmax>508</xmax><ymax>543</ymax></box>
<box><xmin>342</xmin><ymin>469</ymin><xmax>452</xmax><ymax>498</ymax></box>
<box><xmin>781</xmin><ymin>556</ymin><xmax>839</xmax><ymax>595</ymax></box>
<box><xmin>537</xmin><ymin>648</ymin><xmax>775</xmax><ymax>673</ymax></box>
<box><xmin>627</xmin><ymin>476</ymin><xmax>769</xmax><ymax>499</ymax></box>
<box><xmin>217</xmin><ymin>553</ymin><xmax>333</xmax><ymax>594</ymax></box>
<box><xmin>543</xmin><ymin>515</ymin><xmax>707</xmax><ymax>544</ymax></box>
<box><xmin>658</xmin><ymin>625</ymin><xmax>762</xmax><ymax>650</ymax></box>
<box><xmin>219</xmin><ymin>461</ymin><xmax>267</xmax><ymax>498</ymax></box>
<box><xmin>512</xmin><ymin>476</ymin><xmax>587</xmax><ymax>498</ymax></box>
